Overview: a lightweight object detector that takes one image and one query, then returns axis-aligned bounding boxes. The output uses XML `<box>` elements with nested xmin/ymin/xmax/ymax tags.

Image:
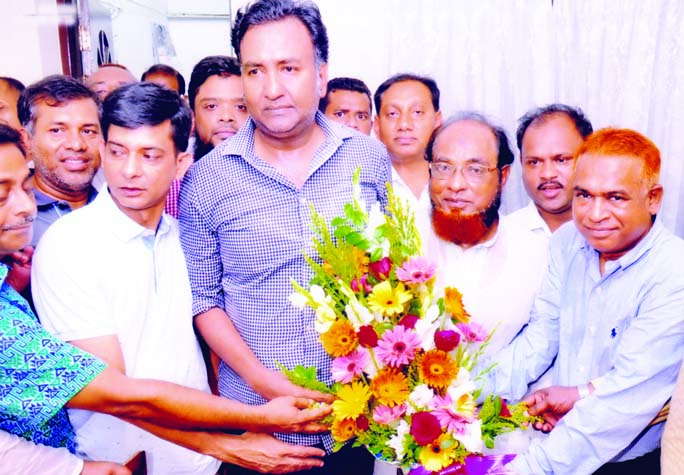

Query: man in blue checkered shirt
<box><xmin>178</xmin><ymin>1</ymin><xmax>391</xmax><ymax>474</ymax></box>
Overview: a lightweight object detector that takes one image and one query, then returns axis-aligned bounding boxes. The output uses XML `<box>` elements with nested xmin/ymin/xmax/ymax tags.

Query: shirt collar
<box><xmin>0</xmin><ymin>263</ymin><xmax>8</xmax><ymax>287</ymax></box>
<box><xmin>580</xmin><ymin>220</ymin><xmax>664</xmax><ymax>271</ymax></box>
<box><xmin>219</xmin><ymin>111</ymin><xmax>352</xmax><ymax>167</ymax></box>
<box><xmin>94</xmin><ymin>188</ymin><xmax>172</xmax><ymax>243</ymax></box>
<box><xmin>34</xmin><ymin>186</ymin><xmax>98</xmax><ymax>209</ymax></box>
<box><xmin>524</xmin><ymin>201</ymin><xmax>552</xmax><ymax>236</ymax></box>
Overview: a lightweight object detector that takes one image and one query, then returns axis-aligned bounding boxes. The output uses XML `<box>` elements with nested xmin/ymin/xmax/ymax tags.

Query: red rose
<box><xmin>410</xmin><ymin>411</ymin><xmax>442</xmax><ymax>446</ymax></box>
<box><xmin>356</xmin><ymin>414</ymin><xmax>369</xmax><ymax>431</ymax></box>
<box><xmin>434</xmin><ymin>329</ymin><xmax>460</xmax><ymax>352</ymax></box>
<box><xmin>398</xmin><ymin>314</ymin><xmax>419</xmax><ymax>329</ymax></box>
<box><xmin>358</xmin><ymin>325</ymin><xmax>379</xmax><ymax>348</ymax></box>
<box><xmin>369</xmin><ymin>257</ymin><xmax>392</xmax><ymax>280</ymax></box>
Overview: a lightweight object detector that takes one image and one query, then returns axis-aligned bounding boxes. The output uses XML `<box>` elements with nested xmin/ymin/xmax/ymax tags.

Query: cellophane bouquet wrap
<box><xmin>285</xmin><ymin>170</ymin><xmax>532</xmax><ymax>474</ymax></box>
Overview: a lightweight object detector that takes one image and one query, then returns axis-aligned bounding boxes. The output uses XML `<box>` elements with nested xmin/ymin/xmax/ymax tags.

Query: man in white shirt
<box><xmin>419</xmin><ymin>112</ymin><xmax>548</xmax><ymax>355</ymax></box>
<box><xmin>32</xmin><ymin>82</ymin><xmax>330</xmax><ymax>475</ymax></box>
<box><xmin>374</xmin><ymin>74</ymin><xmax>442</xmax><ymax>213</ymax></box>
<box><xmin>507</xmin><ymin>104</ymin><xmax>593</xmax><ymax>236</ymax></box>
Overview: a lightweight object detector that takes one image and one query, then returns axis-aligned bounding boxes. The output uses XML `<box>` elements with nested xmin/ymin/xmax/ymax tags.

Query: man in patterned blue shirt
<box><xmin>178</xmin><ymin>1</ymin><xmax>391</xmax><ymax>473</ymax></box>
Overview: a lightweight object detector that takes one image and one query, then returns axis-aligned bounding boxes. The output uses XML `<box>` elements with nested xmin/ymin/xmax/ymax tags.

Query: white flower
<box><xmin>359</xmin><ymin>346</ymin><xmax>383</xmax><ymax>378</ymax></box>
<box><xmin>455</xmin><ymin>419</ymin><xmax>483</xmax><ymax>453</ymax></box>
<box><xmin>344</xmin><ymin>298</ymin><xmax>374</xmax><ymax>330</ymax></box>
<box><xmin>288</xmin><ymin>292</ymin><xmax>308</xmax><ymax>309</ymax></box>
<box><xmin>446</xmin><ymin>368</ymin><xmax>476</xmax><ymax>400</ymax></box>
<box><xmin>387</xmin><ymin>420</ymin><xmax>410</xmax><ymax>460</ymax></box>
<box><xmin>314</xmin><ymin>304</ymin><xmax>337</xmax><ymax>333</ymax></box>
<box><xmin>414</xmin><ymin>309</ymin><xmax>440</xmax><ymax>352</ymax></box>
<box><xmin>309</xmin><ymin>285</ymin><xmax>328</xmax><ymax>305</ymax></box>
<box><xmin>408</xmin><ymin>384</ymin><xmax>434</xmax><ymax>413</ymax></box>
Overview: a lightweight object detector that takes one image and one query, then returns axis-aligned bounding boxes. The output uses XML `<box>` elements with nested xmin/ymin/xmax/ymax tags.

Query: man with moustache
<box><xmin>374</xmin><ymin>73</ymin><xmax>442</xmax><ymax>213</ymax></box>
<box><xmin>178</xmin><ymin>0</ymin><xmax>391</xmax><ymax>473</ymax></box>
<box><xmin>482</xmin><ymin>128</ymin><xmax>684</xmax><ymax>474</ymax></box>
<box><xmin>419</xmin><ymin>112</ymin><xmax>549</xmax><ymax>354</ymax></box>
<box><xmin>507</xmin><ymin>104</ymin><xmax>593</xmax><ymax>236</ymax></box>
<box><xmin>18</xmin><ymin>75</ymin><xmax>102</xmax><ymax>245</ymax></box>
<box><xmin>319</xmin><ymin>76</ymin><xmax>373</xmax><ymax>135</ymax></box>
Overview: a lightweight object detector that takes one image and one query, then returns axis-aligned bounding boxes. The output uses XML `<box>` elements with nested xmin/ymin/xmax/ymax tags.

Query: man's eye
<box><xmin>467</xmin><ymin>165</ymin><xmax>486</xmax><ymax>176</ymax></box>
<box><xmin>334</xmin><ymin>111</ymin><xmax>344</xmax><ymax>118</ymax></box>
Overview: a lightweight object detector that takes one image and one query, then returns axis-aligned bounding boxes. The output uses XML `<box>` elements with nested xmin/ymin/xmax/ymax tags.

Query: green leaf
<box><xmin>276</xmin><ymin>363</ymin><xmax>333</xmax><ymax>394</ymax></box>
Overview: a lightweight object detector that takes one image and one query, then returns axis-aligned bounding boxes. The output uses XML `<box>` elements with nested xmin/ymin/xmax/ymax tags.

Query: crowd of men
<box><xmin>1</xmin><ymin>0</ymin><xmax>683</xmax><ymax>474</ymax></box>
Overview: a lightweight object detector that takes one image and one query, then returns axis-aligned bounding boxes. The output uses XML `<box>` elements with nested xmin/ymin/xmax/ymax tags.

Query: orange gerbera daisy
<box><xmin>331</xmin><ymin>417</ymin><xmax>358</xmax><ymax>442</ymax></box>
<box><xmin>419</xmin><ymin>350</ymin><xmax>458</xmax><ymax>390</ymax></box>
<box><xmin>444</xmin><ymin>287</ymin><xmax>470</xmax><ymax>323</ymax></box>
<box><xmin>351</xmin><ymin>246</ymin><xmax>370</xmax><ymax>274</ymax></box>
<box><xmin>321</xmin><ymin>319</ymin><xmax>358</xmax><ymax>357</ymax></box>
<box><xmin>370</xmin><ymin>368</ymin><xmax>409</xmax><ymax>407</ymax></box>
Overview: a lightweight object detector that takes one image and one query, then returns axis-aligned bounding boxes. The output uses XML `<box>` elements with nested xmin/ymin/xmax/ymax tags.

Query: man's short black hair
<box><xmin>18</xmin><ymin>75</ymin><xmax>101</xmax><ymax>134</ymax></box>
<box><xmin>0</xmin><ymin>123</ymin><xmax>26</xmax><ymax>157</ymax></box>
<box><xmin>426</xmin><ymin>112</ymin><xmax>514</xmax><ymax>169</ymax></box>
<box><xmin>0</xmin><ymin>77</ymin><xmax>26</xmax><ymax>94</ymax></box>
<box><xmin>374</xmin><ymin>73</ymin><xmax>440</xmax><ymax>115</ymax></box>
<box><xmin>141</xmin><ymin>63</ymin><xmax>186</xmax><ymax>96</ymax></box>
<box><xmin>188</xmin><ymin>56</ymin><xmax>241</xmax><ymax>111</ymax></box>
<box><xmin>516</xmin><ymin>103</ymin><xmax>593</xmax><ymax>151</ymax></box>
<box><xmin>231</xmin><ymin>0</ymin><xmax>328</xmax><ymax>65</ymax></box>
<box><xmin>318</xmin><ymin>77</ymin><xmax>372</xmax><ymax>114</ymax></box>
<box><xmin>102</xmin><ymin>82</ymin><xmax>192</xmax><ymax>154</ymax></box>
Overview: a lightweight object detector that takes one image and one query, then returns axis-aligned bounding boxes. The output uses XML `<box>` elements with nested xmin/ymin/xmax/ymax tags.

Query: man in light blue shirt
<box><xmin>484</xmin><ymin>128</ymin><xmax>684</xmax><ymax>474</ymax></box>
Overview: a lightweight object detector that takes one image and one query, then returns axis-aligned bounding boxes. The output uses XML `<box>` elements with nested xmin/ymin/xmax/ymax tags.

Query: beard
<box><xmin>193</xmin><ymin>130</ymin><xmax>215</xmax><ymax>162</ymax></box>
<box><xmin>431</xmin><ymin>189</ymin><xmax>502</xmax><ymax>247</ymax></box>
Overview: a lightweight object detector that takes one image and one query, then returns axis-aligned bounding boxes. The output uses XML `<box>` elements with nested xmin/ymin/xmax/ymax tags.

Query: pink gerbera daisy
<box><xmin>372</xmin><ymin>403</ymin><xmax>407</xmax><ymax>425</ymax></box>
<box><xmin>456</xmin><ymin>322</ymin><xmax>488</xmax><ymax>343</ymax></box>
<box><xmin>376</xmin><ymin>325</ymin><xmax>421</xmax><ymax>367</ymax></box>
<box><xmin>395</xmin><ymin>257</ymin><xmax>436</xmax><ymax>285</ymax></box>
<box><xmin>331</xmin><ymin>349</ymin><xmax>369</xmax><ymax>383</ymax></box>
<box><xmin>431</xmin><ymin>393</ymin><xmax>475</xmax><ymax>434</ymax></box>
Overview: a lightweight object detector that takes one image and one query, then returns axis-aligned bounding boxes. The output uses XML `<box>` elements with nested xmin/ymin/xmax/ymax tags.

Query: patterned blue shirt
<box><xmin>0</xmin><ymin>263</ymin><xmax>105</xmax><ymax>452</ymax></box>
<box><xmin>179</xmin><ymin>113</ymin><xmax>391</xmax><ymax>451</ymax></box>
<box><xmin>483</xmin><ymin>221</ymin><xmax>684</xmax><ymax>474</ymax></box>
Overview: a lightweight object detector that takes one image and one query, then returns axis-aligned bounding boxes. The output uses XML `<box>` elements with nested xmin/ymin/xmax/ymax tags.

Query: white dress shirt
<box><xmin>32</xmin><ymin>190</ymin><xmax>220</xmax><ymax>475</ymax></box>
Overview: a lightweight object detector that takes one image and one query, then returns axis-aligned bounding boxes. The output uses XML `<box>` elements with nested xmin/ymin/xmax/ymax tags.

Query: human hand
<box><xmin>3</xmin><ymin>246</ymin><xmax>33</xmax><ymax>293</ymax></box>
<box><xmin>81</xmin><ymin>461</ymin><xmax>132</xmax><ymax>475</ymax></box>
<box><xmin>212</xmin><ymin>432</ymin><xmax>326</xmax><ymax>473</ymax></box>
<box><xmin>257</xmin><ymin>396</ymin><xmax>332</xmax><ymax>434</ymax></box>
<box><xmin>251</xmin><ymin>368</ymin><xmax>334</xmax><ymax>403</ymax></box>
<box><xmin>523</xmin><ymin>385</ymin><xmax>581</xmax><ymax>432</ymax></box>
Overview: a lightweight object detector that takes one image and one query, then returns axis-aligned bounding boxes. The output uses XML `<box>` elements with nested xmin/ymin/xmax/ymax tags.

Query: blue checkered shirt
<box><xmin>178</xmin><ymin>113</ymin><xmax>391</xmax><ymax>451</ymax></box>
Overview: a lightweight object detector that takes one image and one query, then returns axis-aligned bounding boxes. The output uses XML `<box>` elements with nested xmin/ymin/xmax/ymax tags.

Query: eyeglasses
<box><xmin>429</xmin><ymin>161</ymin><xmax>498</xmax><ymax>182</ymax></box>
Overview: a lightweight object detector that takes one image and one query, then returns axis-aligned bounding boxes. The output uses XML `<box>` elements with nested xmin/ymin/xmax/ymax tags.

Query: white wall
<box><xmin>0</xmin><ymin>0</ymin><xmax>64</xmax><ymax>84</ymax></box>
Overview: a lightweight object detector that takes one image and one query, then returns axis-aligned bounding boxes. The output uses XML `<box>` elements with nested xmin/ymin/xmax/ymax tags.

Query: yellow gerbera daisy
<box><xmin>331</xmin><ymin>417</ymin><xmax>358</xmax><ymax>442</ymax></box>
<box><xmin>444</xmin><ymin>287</ymin><xmax>470</xmax><ymax>323</ymax></box>
<box><xmin>418</xmin><ymin>434</ymin><xmax>456</xmax><ymax>472</ymax></box>
<box><xmin>321</xmin><ymin>319</ymin><xmax>358</xmax><ymax>356</ymax></box>
<box><xmin>333</xmin><ymin>381</ymin><xmax>371</xmax><ymax>420</ymax></box>
<box><xmin>367</xmin><ymin>281</ymin><xmax>412</xmax><ymax>317</ymax></box>
<box><xmin>370</xmin><ymin>368</ymin><xmax>409</xmax><ymax>407</ymax></box>
<box><xmin>419</xmin><ymin>350</ymin><xmax>458</xmax><ymax>390</ymax></box>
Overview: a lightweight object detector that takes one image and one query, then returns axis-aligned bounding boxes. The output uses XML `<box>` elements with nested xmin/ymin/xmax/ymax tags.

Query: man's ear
<box><xmin>317</xmin><ymin>63</ymin><xmax>329</xmax><ymax>99</ymax></box>
<box><xmin>500</xmin><ymin>164</ymin><xmax>511</xmax><ymax>188</ymax></box>
<box><xmin>175</xmin><ymin>151</ymin><xmax>193</xmax><ymax>180</ymax></box>
<box><xmin>434</xmin><ymin>110</ymin><xmax>443</xmax><ymax>130</ymax></box>
<box><xmin>647</xmin><ymin>183</ymin><xmax>664</xmax><ymax>216</ymax></box>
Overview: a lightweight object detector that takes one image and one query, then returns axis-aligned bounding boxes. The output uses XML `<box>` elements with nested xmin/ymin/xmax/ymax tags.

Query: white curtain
<box><xmin>317</xmin><ymin>0</ymin><xmax>684</xmax><ymax>236</ymax></box>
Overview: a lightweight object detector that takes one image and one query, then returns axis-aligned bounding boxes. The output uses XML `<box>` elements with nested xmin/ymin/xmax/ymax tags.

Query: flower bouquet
<box><xmin>285</xmin><ymin>170</ymin><xmax>533</xmax><ymax>474</ymax></box>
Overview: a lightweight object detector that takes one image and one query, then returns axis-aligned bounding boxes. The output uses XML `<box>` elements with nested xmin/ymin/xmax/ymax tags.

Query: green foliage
<box><xmin>478</xmin><ymin>395</ymin><xmax>533</xmax><ymax>449</ymax></box>
<box><xmin>383</xmin><ymin>184</ymin><xmax>421</xmax><ymax>265</ymax></box>
<box><xmin>355</xmin><ymin>422</ymin><xmax>398</xmax><ymax>461</ymax></box>
<box><xmin>276</xmin><ymin>363</ymin><xmax>333</xmax><ymax>394</ymax></box>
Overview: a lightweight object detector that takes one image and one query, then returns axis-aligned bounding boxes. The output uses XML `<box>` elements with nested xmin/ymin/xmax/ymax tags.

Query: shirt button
<box><xmin>588</xmin><ymin>326</ymin><xmax>596</xmax><ymax>335</ymax></box>
<box><xmin>299</xmin><ymin>198</ymin><xmax>307</xmax><ymax>205</ymax></box>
